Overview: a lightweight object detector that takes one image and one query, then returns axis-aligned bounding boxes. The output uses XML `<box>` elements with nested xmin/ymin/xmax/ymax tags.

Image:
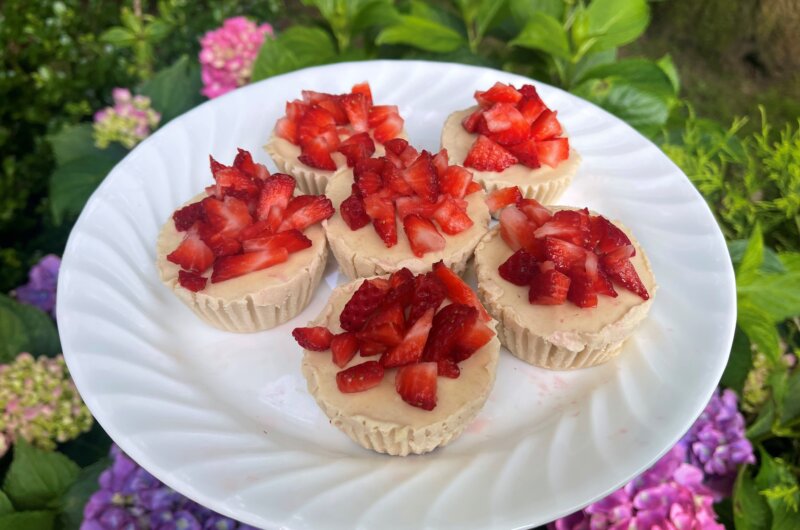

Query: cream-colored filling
<box><xmin>440</xmin><ymin>107</ymin><xmax>581</xmax><ymax>186</ymax></box>
<box><xmin>323</xmin><ymin>170</ymin><xmax>490</xmax><ymax>270</ymax></box>
<box><xmin>302</xmin><ymin>281</ymin><xmax>499</xmax><ymax>426</ymax></box>
<box><xmin>156</xmin><ymin>193</ymin><xmax>327</xmax><ymax>302</ymax></box>
<box><xmin>475</xmin><ymin>225</ymin><xmax>656</xmax><ymax>334</ymax></box>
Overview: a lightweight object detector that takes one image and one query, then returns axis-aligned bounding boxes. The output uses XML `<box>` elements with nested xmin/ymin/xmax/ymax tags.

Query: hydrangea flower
<box><xmin>199</xmin><ymin>16</ymin><xmax>273</xmax><ymax>99</ymax></box>
<box><xmin>13</xmin><ymin>254</ymin><xmax>60</xmax><ymax>317</ymax></box>
<box><xmin>82</xmin><ymin>445</ymin><xmax>258</xmax><ymax>530</ymax></box>
<box><xmin>94</xmin><ymin>88</ymin><xmax>161</xmax><ymax>149</ymax></box>
<box><xmin>0</xmin><ymin>353</ymin><xmax>93</xmax><ymax>457</ymax></box>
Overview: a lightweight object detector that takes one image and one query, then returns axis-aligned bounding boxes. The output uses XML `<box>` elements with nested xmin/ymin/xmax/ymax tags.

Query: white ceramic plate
<box><xmin>58</xmin><ymin>60</ymin><xmax>735</xmax><ymax>529</ymax></box>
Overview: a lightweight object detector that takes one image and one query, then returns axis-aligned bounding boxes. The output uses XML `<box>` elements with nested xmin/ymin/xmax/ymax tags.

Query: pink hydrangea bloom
<box><xmin>199</xmin><ymin>16</ymin><xmax>274</xmax><ymax>99</ymax></box>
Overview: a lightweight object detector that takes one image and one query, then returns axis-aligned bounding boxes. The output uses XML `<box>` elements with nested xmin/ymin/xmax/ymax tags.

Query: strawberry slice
<box><xmin>285</xmin><ymin>99</ymin><xmax>306</xmax><ymax>121</ymax></box>
<box><xmin>408</xmin><ymin>272</ymin><xmax>447</xmax><ymax>326</ymax></box>
<box><xmin>363</xmin><ymin>195</ymin><xmax>397</xmax><ymax>247</ymax></box>
<box><xmin>422</xmin><ymin>303</ymin><xmax>478</xmax><ymax>364</ymax></box>
<box><xmin>341</xmin><ymin>92</ymin><xmax>369</xmax><ymax>132</ymax></box>
<box><xmin>337</xmin><ymin>361</ymin><xmax>384</xmax><ymax>393</ymax></box>
<box><xmin>356</xmin><ymin>302</ymin><xmax>405</xmax><ymax>346</ymax></box>
<box><xmin>567</xmin><ymin>267</ymin><xmax>598</xmax><ymax>308</ymax></box>
<box><xmin>368</xmin><ymin>105</ymin><xmax>400</xmax><ymax>128</ymax></box>
<box><xmin>475</xmin><ymin>82</ymin><xmax>522</xmax><ymax>107</ymax></box>
<box><xmin>395</xmin><ymin>196</ymin><xmax>440</xmax><ymax>219</ymax></box>
<box><xmin>530</xmin><ymin>109</ymin><xmax>563</xmax><ymax>140</ymax></box>
<box><xmin>592</xmin><ymin>215</ymin><xmax>634</xmax><ymax>255</ymax></box>
<box><xmin>486</xmin><ymin>186</ymin><xmax>522</xmax><ymax>215</ymax></box>
<box><xmin>213</xmin><ymin>166</ymin><xmax>260</xmax><ymax>199</ymax></box>
<box><xmin>301</xmin><ymin>90</ymin><xmax>333</xmax><ymax>104</ymax></box>
<box><xmin>534</xmin><ymin>209</ymin><xmax>590</xmax><ymax>247</ymax></box>
<box><xmin>431</xmin><ymin>149</ymin><xmax>449</xmax><ymax>178</ymax></box>
<box><xmin>465</xmin><ymin>181</ymin><xmax>483</xmax><ymax>194</ymax></box>
<box><xmin>177</xmin><ymin>270</ymin><xmax>207</xmax><ymax>292</ymax></box>
<box><xmin>241</xmin><ymin>229</ymin><xmax>312</xmax><ymax>253</ymax></box>
<box><xmin>402</xmin><ymin>151</ymin><xmax>439</xmax><ymax>202</ymax></box>
<box><xmin>331</xmin><ymin>332</ymin><xmax>359</xmax><ymax>368</ymax></box>
<box><xmin>518</xmin><ymin>95</ymin><xmax>547</xmax><ymax>124</ymax></box>
<box><xmin>499</xmin><ymin>205</ymin><xmax>537</xmax><ymax>253</ymax></box>
<box><xmin>297</xmin><ymin>106</ymin><xmax>336</xmax><ymax>139</ymax></box>
<box><xmin>278</xmin><ymin>196</ymin><xmax>334</xmax><ymax>232</ymax></box>
<box><xmin>202</xmin><ymin>196</ymin><xmax>253</xmax><ymax>238</ymax></box>
<box><xmin>298</xmin><ymin>136</ymin><xmax>337</xmax><ymax>170</ymax></box>
<box><xmin>462</xmin><ymin>107</ymin><xmax>485</xmax><ymax>133</ymax></box>
<box><xmin>373</xmin><ymin>113</ymin><xmax>404</xmax><ymax>144</ymax></box>
<box><xmin>601</xmin><ymin>254</ymin><xmax>649</xmax><ymax>300</ymax></box>
<box><xmin>275</xmin><ymin>118</ymin><xmax>298</xmax><ymax>144</ymax></box>
<box><xmin>381</xmin><ymin>308</ymin><xmax>435</xmax><ymax>368</ymax></box>
<box><xmin>498</xmin><ymin>249</ymin><xmax>539</xmax><ymax>286</ymax></box>
<box><xmin>197</xmin><ymin>226</ymin><xmax>242</xmax><ymax>257</ymax></box>
<box><xmin>210</xmin><ymin>247</ymin><xmax>289</xmax><ymax>282</ymax></box>
<box><xmin>233</xmin><ymin>148</ymin><xmax>270</xmax><ymax>180</ymax></box>
<box><xmin>432</xmin><ymin>196</ymin><xmax>473</xmax><ymax>235</ymax></box>
<box><xmin>314</xmin><ymin>97</ymin><xmax>348</xmax><ymax>125</ymax></box>
<box><xmin>340</xmin><ymin>193</ymin><xmax>371</xmax><ymax>230</ymax></box>
<box><xmin>292</xmin><ymin>326</ymin><xmax>334</xmax><ymax>351</ymax></box>
<box><xmin>544</xmin><ymin>237</ymin><xmax>587</xmax><ymax>273</ymax></box>
<box><xmin>354</xmin><ymin>157</ymin><xmax>385</xmax><ymax>179</ymax></box>
<box><xmin>529</xmin><ymin>269</ymin><xmax>571</xmax><ymax>305</ymax></box>
<box><xmin>464</xmin><ymin>135</ymin><xmax>518</xmax><ymax>172</ymax></box>
<box><xmin>209</xmin><ymin>155</ymin><xmax>230</xmax><ymax>181</ymax></box>
<box><xmin>351</xmin><ymin>81</ymin><xmax>373</xmax><ymax>106</ymax></box>
<box><xmin>340</xmin><ymin>279</ymin><xmax>389</xmax><ymax>332</ymax></box>
<box><xmin>483</xmin><ymin>103</ymin><xmax>529</xmax><ymax>145</ymax></box>
<box><xmin>395</xmin><ymin>362</ymin><xmax>437</xmax><ymax>410</ymax></box>
<box><xmin>337</xmin><ymin>132</ymin><xmax>375</xmax><ymax>167</ymax></box>
<box><xmin>256</xmin><ymin>173</ymin><xmax>296</xmax><ymax>222</ymax></box>
<box><xmin>452</xmin><ymin>319</ymin><xmax>495</xmax><ymax>362</ymax></box>
<box><xmin>585</xmin><ymin>251</ymin><xmax>617</xmax><ymax>297</ymax></box>
<box><xmin>506</xmin><ymin>138</ymin><xmax>541</xmax><ymax>168</ymax></box>
<box><xmin>403</xmin><ymin>214</ymin><xmax>445</xmax><ymax>257</ymax></box>
<box><xmin>384</xmin><ymin>138</ymin><xmax>410</xmax><ymax>165</ymax></box>
<box><xmin>355</xmin><ymin>169</ymin><xmax>384</xmax><ymax>197</ymax></box>
<box><xmin>516</xmin><ymin>198</ymin><xmax>552</xmax><ymax>227</ymax></box>
<box><xmin>439</xmin><ymin>165</ymin><xmax>472</xmax><ymax>198</ymax></box>
<box><xmin>432</xmin><ymin>261</ymin><xmax>491</xmax><ymax>322</ymax></box>
<box><xmin>359</xmin><ymin>341</ymin><xmax>387</xmax><ymax>357</ymax></box>
<box><xmin>383</xmin><ymin>268</ymin><xmax>415</xmax><ymax>307</ymax></box>
<box><xmin>536</xmin><ymin>137</ymin><xmax>570</xmax><ymax>168</ymax></box>
<box><xmin>436</xmin><ymin>358</ymin><xmax>461</xmax><ymax>379</ymax></box>
<box><xmin>173</xmin><ymin>202</ymin><xmax>204</xmax><ymax>232</ymax></box>
<box><xmin>383</xmin><ymin>164</ymin><xmax>414</xmax><ymax>195</ymax></box>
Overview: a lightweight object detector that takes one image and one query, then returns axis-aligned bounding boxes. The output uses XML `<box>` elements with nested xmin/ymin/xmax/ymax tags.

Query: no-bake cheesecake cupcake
<box><xmin>293</xmin><ymin>264</ymin><xmax>500</xmax><ymax>455</ymax></box>
<box><xmin>474</xmin><ymin>187</ymin><xmax>656</xmax><ymax>369</ymax></box>
<box><xmin>324</xmin><ymin>140</ymin><xmax>490</xmax><ymax>279</ymax></box>
<box><xmin>265</xmin><ymin>82</ymin><xmax>406</xmax><ymax>194</ymax></box>
<box><xmin>156</xmin><ymin>149</ymin><xmax>334</xmax><ymax>332</ymax></box>
<box><xmin>441</xmin><ymin>82</ymin><xmax>580</xmax><ymax>204</ymax></box>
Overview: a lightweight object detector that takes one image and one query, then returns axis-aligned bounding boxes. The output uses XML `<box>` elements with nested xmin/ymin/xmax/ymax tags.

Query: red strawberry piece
<box><xmin>482</xmin><ymin>103</ymin><xmax>530</xmax><ymax>145</ymax></box>
<box><xmin>593</xmin><ymin>216</ymin><xmax>634</xmax><ymax>255</ymax></box>
<box><xmin>383</xmin><ymin>164</ymin><xmax>414</xmax><ymax>195</ymax></box>
<box><xmin>530</xmin><ymin>109</ymin><xmax>563</xmax><ymax>140</ymax></box>
<box><xmin>383</xmin><ymin>267</ymin><xmax>416</xmax><ymax>307</ymax></box>
<box><xmin>359</xmin><ymin>341</ymin><xmax>387</xmax><ymax>357</ymax></box>
<box><xmin>465</xmin><ymin>181</ymin><xmax>483</xmax><ymax>194</ymax></box>
<box><xmin>544</xmin><ymin>237</ymin><xmax>587</xmax><ymax>273</ymax></box>
<box><xmin>401</xmin><ymin>151</ymin><xmax>439</xmax><ymax>202</ymax></box>
<box><xmin>462</xmin><ymin>107</ymin><xmax>485</xmax><ymax>133</ymax></box>
<box><xmin>282</xmin><ymin>195</ymin><xmax>315</xmax><ymax>218</ymax></box>
<box><xmin>395</xmin><ymin>196</ymin><xmax>440</xmax><ymax>219</ymax></box>
<box><xmin>368</xmin><ymin>105</ymin><xmax>400</xmax><ymax>128</ymax></box>
<box><xmin>331</xmin><ymin>332</ymin><xmax>359</xmax><ymax>368</ymax></box>
<box><xmin>518</xmin><ymin>84</ymin><xmax>539</xmax><ymax>99</ymax></box>
<box><xmin>534</xmin><ymin>209</ymin><xmax>590</xmax><ymax>247</ymax></box>
<box><xmin>406</xmin><ymin>272</ymin><xmax>446</xmax><ymax>324</ymax></box>
<box><xmin>355</xmin><ymin>169</ymin><xmax>384</xmax><ymax>197</ymax></box>
<box><xmin>197</xmin><ymin>224</ymin><xmax>242</xmax><ymax>257</ymax></box>
<box><xmin>341</xmin><ymin>92</ymin><xmax>369</xmax><ymax>132</ymax></box>
<box><xmin>516</xmin><ymin>198</ymin><xmax>552</xmax><ymax>227</ymax></box>
<box><xmin>437</xmin><ymin>358</ymin><xmax>460</xmax><ymax>379</ymax></box>
<box><xmin>278</xmin><ymin>195</ymin><xmax>334</xmax><ymax>232</ymax></box>
<box><xmin>256</xmin><ymin>173</ymin><xmax>296</xmax><ymax>222</ymax></box>
<box><xmin>464</xmin><ymin>135</ymin><xmax>518</xmax><ymax>172</ymax></box>
<box><xmin>601</xmin><ymin>253</ymin><xmax>649</xmax><ymax>300</ymax></box>
<box><xmin>518</xmin><ymin>95</ymin><xmax>547</xmax><ymax>124</ymax></box>
<box><xmin>431</xmin><ymin>149</ymin><xmax>449</xmax><ymax>178</ymax></box>
<box><xmin>202</xmin><ymin>196</ymin><xmax>253</xmax><ymax>237</ymax></box>
<box><xmin>529</xmin><ymin>269</ymin><xmax>571</xmax><ymax>305</ymax></box>
<box><xmin>241</xmin><ymin>229</ymin><xmax>312</xmax><ymax>253</ymax></box>
<box><xmin>340</xmin><ymin>193</ymin><xmax>371</xmax><ymax>230</ymax></box>
<box><xmin>384</xmin><ymin>138</ymin><xmax>409</xmax><ymax>156</ymax></box>
<box><xmin>381</xmin><ymin>307</ymin><xmax>435</xmax><ymax>368</ymax></box>
<box><xmin>506</xmin><ymin>138</ymin><xmax>541</xmax><ymax>169</ymax></box>
<box><xmin>298</xmin><ymin>136</ymin><xmax>337</xmax><ymax>170</ymax></box>
<box><xmin>363</xmin><ymin>195</ymin><xmax>397</xmax><ymax>247</ymax></box>
<box><xmin>173</xmin><ymin>202</ymin><xmax>204</xmax><ymax>232</ymax></box>
<box><xmin>439</xmin><ymin>165</ymin><xmax>472</xmax><ymax>198</ymax></box>
<box><xmin>213</xmin><ymin>167</ymin><xmax>260</xmax><ymax>199</ymax></box>
<box><xmin>422</xmin><ymin>303</ymin><xmax>478</xmax><ymax>363</ymax></box>
<box><xmin>211</xmin><ymin>247</ymin><xmax>289</xmax><ymax>282</ymax></box>
<box><xmin>337</xmin><ymin>132</ymin><xmax>375</xmax><ymax>167</ymax></box>
<box><xmin>403</xmin><ymin>214</ymin><xmax>446</xmax><ymax>257</ymax></box>
<box><xmin>238</xmin><ymin>219</ymin><xmax>274</xmax><ymax>241</ymax></box>
<box><xmin>354</xmin><ymin>157</ymin><xmax>385</xmax><ymax>179</ymax></box>
<box><xmin>432</xmin><ymin>261</ymin><xmax>491</xmax><ymax>322</ymax></box>
<box><xmin>357</xmin><ymin>302</ymin><xmax>406</xmax><ymax>346</ymax></box>
<box><xmin>233</xmin><ymin>148</ymin><xmax>270</xmax><ymax>180</ymax></box>
<box><xmin>340</xmin><ymin>279</ymin><xmax>389</xmax><ymax>332</ymax></box>
<box><xmin>499</xmin><ymin>205</ymin><xmax>538</xmax><ymax>253</ymax></box>
<box><xmin>566</xmin><ymin>267</ymin><xmax>598</xmax><ymax>308</ymax></box>
<box><xmin>297</xmin><ymin>106</ymin><xmax>336</xmax><ymax>138</ymax></box>
<box><xmin>209</xmin><ymin>155</ymin><xmax>228</xmax><ymax>177</ymax></box>
<box><xmin>373</xmin><ymin>113</ymin><xmax>404</xmax><ymax>144</ymax></box>
<box><xmin>585</xmin><ymin>251</ymin><xmax>617</xmax><ymax>297</ymax></box>
<box><xmin>536</xmin><ymin>137</ymin><xmax>570</xmax><ymax>168</ymax></box>
<box><xmin>177</xmin><ymin>269</ymin><xmax>207</xmax><ymax>292</ymax></box>
<box><xmin>285</xmin><ymin>99</ymin><xmax>306</xmax><ymax>121</ymax></box>
<box><xmin>498</xmin><ymin>249</ymin><xmax>539</xmax><ymax>286</ymax></box>
<box><xmin>292</xmin><ymin>326</ymin><xmax>334</xmax><ymax>351</ymax></box>
<box><xmin>452</xmin><ymin>319</ymin><xmax>495</xmax><ymax>362</ymax></box>
<box><xmin>395</xmin><ymin>362</ymin><xmax>437</xmax><ymax>410</ymax></box>
<box><xmin>351</xmin><ymin>81</ymin><xmax>373</xmax><ymax>106</ymax></box>
<box><xmin>336</xmin><ymin>361</ymin><xmax>385</xmax><ymax>393</ymax></box>
<box><xmin>314</xmin><ymin>98</ymin><xmax>348</xmax><ymax>125</ymax></box>
<box><xmin>301</xmin><ymin>90</ymin><xmax>333</xmax><ymax>104</ymax></box>
<box><xmin>475</xmin><ymin>82</ymin><xmax>523</xmax><ymax>107</ymax></box>
<box><xmin>433</xmin><ymin>196</ymin><xmax>474</xmax><ymax>235</ymax></box>
<box><xmin>486</xmin><ymin>186</ymin><xmax>523</xmax><ymax>215</ymax></box>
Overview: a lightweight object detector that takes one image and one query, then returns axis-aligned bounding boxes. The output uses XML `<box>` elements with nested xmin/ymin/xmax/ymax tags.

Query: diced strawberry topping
<box><xmin>256</xmin><ymin>173</ymin><xmax>296</xmax><ymax>222</ymax></box>
<box><xmin>210</xmin><ymin>247</ymin><xmax>289</xmax><ymax>282</ymax></box>
<box><xmin>202</xmin><ymin>196</ymin><xmax>253</xmax><ymax>238</ymax></box>
<box><xmin>432</xmin><ymin>261</ymin><xmax>491</xmax><ymax>322</ymax></box>
<box><xmin>585</xmin><ymin>251</ymin><xmax>617</xmax><ymax>297</ymax></box>
<box><xmin>530</xmin><ymin>109</ymin><xmax>563</xmax><ymax>140</ymax></box>
<box><xmin>518</xmin><ymin>95</ymin><xmax>547</xmax><ymax>124</ymax></box>
<box><xmin>292</xmin><ymin>326</ymin><xmax>334</xmax><ymax>351</ymax></box>
<box><xmin>177</xmin><ymin>270</ymin><xmax>207</xmax><ymax>292</ymax></box>
<box><xmin>475</xmin><ymin>82</ymin><xmax>523</xmax><ymax>107</ymax></box>
<box><xmin>167</xmin><ymin>229</ymin><xmax>215</xmax><ymax>273</ymax></box>
<box><xmin>401</xmin><ymin>151</ymin><xmax>439</xmax><ymax>203</ymax></box>
<box><xmin>544</xmin><ymin>237</ymin><xmax>587</xmax><ymax>273</ymax></box>
<box><xmin>381</xmin><ymin>307</ymin><xmax>434</xmax><ymax>368</ymax></box>
<box><xmin>331</xmin><ymin>332</ymin><xmax>359</xmax><ymax>368</ymax></box>
<box><xmin>422</xmin><ymin>303</ymin><xmax>478</xmax><ymax>363</ymax></box>
<box><xmin>403</xmin><ymin>214</ymin><xmax>445</xmax><ymax>257</ymax></box>
<box><xmin>340</xmin><ymin>279</ymin><xmax>389</xmax><ymax>332</ymax></box>
<box><xmin>462</xmin><ymin>107</ymin><xmax>485</xmax><ymax>133</ymax></box>
<box><xmin>432</xmin><ymin>196</ymin><xmax>473</xmax><ymax>235</ymax></box>
<box><xmin>535</xmin><ymin>209</ymin><xmax>591</xmax><ymax>247</ymax></box>
<box><xmin>241</xmin><ymin>229</ymin><xmax>312</xmax><ymax>253</ymax></box>
<box><xmin>499</xmin><ymin>205</ymin><xmax>537</xmax><ymax>253</ymax></box>
<box><xmin>275</xmin><ymin>117</ymin><xmax>298</xmax><ymax>144</ymax></box>
<box><xmin>566</xmin><ymin>267</ymin><xmax>598</xmax><ymax>308</ymax></box>
<box><xmin>364</xmin><ymin>195</ymin><xmax>397</xmax><ymax>247</ymax></box>
<box><xmin>359</xmin><ymin>341</ymin><xmax>387</xmax><ymax>357</ymax></box>
<box><xmin>337</xmin><ymin>361</ymin><xmax>385</xmax><ymax>393</ymax></box>
<box><xmin>351</xmin><ymin>81</ymin><xmax>373</xmax><ymax>106</ymax></box>
<box><xmin>506</xmin><ymin>138</ymin><xmax>541</xmax><ymax>168</ymax></box>
<box><xmin>395</xmin><ymin>362</ymin><xmax>437</xmax><ymax>410</ymax></box>
<box><xmin>483</xmin><ymin>103</ymin><xmax>529</xmax><ymax>145</ymax></box>
<box><xmin>486</xmin><ymin>186</ymin><xmax>522</xmax><ymax>215</ymax></box>
<box><xmin>233</xmin><ymin>148</ymin><xmax>270</xmax><ymax>180</ymax></box>
<box><xmin>536</xmin><ymin>137</ymin><xmax>570</xmax><ymax>168</ymax></box>
<box><xmin>278</xmin><ymin>195</ymin><xmax>334</xmax><ymax>232</ymax></box>
<box><xmin>384</xmin><ymin>138</ymin><xmax>409</xmax><ymax>156</ymax></box>
<box><xmin>368</xmin><ymin>105</ymin><xmax>400</xmax><ymax>128</ymax></box>
<box><xmin>529</xmin><ymin>269</ymin><xmax>571</xmax><ymax>305</ymax></box>
<box><xmin>439</xmin><ymin>165</ymin><xmax>472</xmax><ymax>198</ymax></box>
<box><xmin>383</xmin><ymin>268</ymin><xmax>416</xmax><ymax>307</ymax></box>
<box><xmin>464</xmin><ymin>135</ymin><xmax>518</xmax><ymax>172</ymax></box>
<box><xmin>465</xmin><ymin>181</ymin><xmax>483</xmax><ymax>194</ymax></box>
<box><xmin>516</xmin><ymin>198</ymin><xmax>552</xmax><ymax>227</ymax></box>
<box><xmin>173</xmin><ymin>202</ymin><xmax>204</xmax><ymax>232</ymax></box>
<box><xmin>593</xmin><ymin>215</ymin><xmax>634</xmax><ymax>255</ymax></box>
<box><xmin>602</xmin><ymin>253</ymin><xmax>649</xmax><ymax>300</ymax></box>
<box><xmin>339</xmin><ymin>193</ymin><xmax>371</xmax><ymax>230</ymax></box>
<box><xmin>498</xmin><ymin>249</ymin><xmax>539</xmax><ymax>286</ymax></box>
<box><xmin>337</xmin><ymin>132</ymin><xmax>375</xmax><ymax>167</ymax></box>
<box><xmin>298</xmin><ymin>136</ymin><xmax>337</xmax><ymax>170</ymax></box>
<box><xmin>431</xmin><ymin>149</ymin><xmax>449</xmax><ymax>177</ymax></box>
<box><xmin>355</xmin><ymin>169</ymin><xmax>384</xmax><ymax>197</ymax></box>
<box><xmin>452</xmin><ymin>319</ymin><xmax>494</xmax><ymax>362</ymax></box>
<box><xmin>395</xmin><ymin>196</ymin><xmax>440</xmax><ymax>219</ymax></box>
<box><xmin>357</xmin><ymin>302</ymin><xmax>406</xmax><ymax>346</ymax></box>
<box><xmin>383</xmin><ymin>164</ymin><xmax>414</xmax><ymax>195</ymax></box>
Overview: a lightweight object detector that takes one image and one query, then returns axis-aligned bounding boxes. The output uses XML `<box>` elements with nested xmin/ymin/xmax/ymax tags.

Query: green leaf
<box><xmin>376</xmin><ymin>16</ymin><xmax>466</xmax><ymax>53</ymax></box>
<box><xmin>144</xmin><ymin>20</ymin><xmax>172</xmax><ymax>42</ymax></box>
<box><xmin>739</xmin><ymin>272</ymin><xmax>800</xmax><ymax>322</ymax></box>
<box><xmin>574</xmin><ymin>58</ymin><xmax>675</xmax><ymax>100</ymax></box>
<box><xmin>0</xmin><ymin>490</ymin><xmax>13</xmax><ymax>515</ymax></box>
<box><xmin>49</xmin><ymin>148</ymin><xmax>125</xmax><ymax>224</ymax></box>
<box><xmin>475</xmin><ymin>0</ymin><xmax>509</xmax><ymax>41</ymax></box>
<box><xmin>733</xmin><ymin>465</ymin><xmax>771</xmax><ymax>530</ymax></box>
<box><xmin>778</xmin><ymin>252</ymin><xmax>800</xmax><ymax>273</ymax></box>
<box><xmin>510</xmin><ymin>13</ymin><xmax>571</xmax><ymax>60</ymax></box>
<box><xmin>737</xmin><ymin>299</ymin><xmax>782</xmax><ymax>363</ymax></box>
<box><xmin>0</xmin><ymin>300</ymin><xmax>28</xmax><ymax>364</ymax></box>
<box><xmin>720</xmin><ymin>327</ymin><xmax>752</xmax><ymax>394</ymax></box>
<box><xmin>729</xmin><ymin>239</ymin><xmax>786</xmax><ymax>274</ymax></box>
<box><xmin>746</xmin><ymin>399</ymin><xmax>775</xmax><ymax>440</ymax></box>
<box><xmin>508</xmin><ymin>0</ymin><xmax>564</xmax><ymax>22</ymax></box>
<box><xmin>754</xmin><ymin>449</ymin><xmax>800</xmax><ymax>529</ymax></box>
<box><xmin>139</xmin><ymin>56</ymin><xmax>203</xmax><ymax>124</ymax></box>
<box><xmin>58</xmin><ymin>457</ymin><xmax>108</xmax><ymax>530</ymax></box>
<box><xmin>780</xmin><ymin>368</ymin><xmax>800</xmax><ymax>425</ymax></box>
<box><xmin>656</xmin><ymin>54</ymin><xmax>680</xmax><ymax>94</ymax></box>
<box><xmin>568</xmin><ymin>48</ymin><xmax>617</xmax><ymax>87</ymax></box>
<box><xmin>738</xmin><ymin>224</ymin><xmax>765</xmax><ymax>286</ymax></box>
<box><xmin>352</xmin><ymin>0</ymin><xmax>400</xmax><ymax>32</ymax></box>
<box><xmin>57</xmin><ymin>422</ymin><xmax>112</xmax><ymax>468</ymax></box>
<box><xmin>48</xmin><ymin>124</ymin><xmax>98</xmax><ymax>167</ymax></box>
<box><xmin>251</xmin><ymin>26</ymin><xmax>337</xmax><ymax>82</ymax></box>
<box><xmin>583</xmin><ymin>0</ymin><xmax>650</xmax><ymax>53</ymax></box>
<box><xmin>3</xmin><ymin>439</ymin><xmax>80</xmax><ymax>511</ymax></box>
<box><xmin>0</xmin><ymin>294</ymin><xmax>60</xmax><ymax>358</ymax></box>
<box><xmin>573</xmin><ymin>78</ymin><xmax>669</xmax><ymax>134</ymax></box>
<box><xmin>0</xmin><ymin>511</ymin><xmax>56</xmax><ymax>530</ymax></box>
<box><xmin>100</xmin><ymin>27</ymin><xmax>136</xmax><ymax>47</ymax></box>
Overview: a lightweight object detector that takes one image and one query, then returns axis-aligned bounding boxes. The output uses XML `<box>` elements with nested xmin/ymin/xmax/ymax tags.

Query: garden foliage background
<box><xmin>0</xmin><ymin>0</ymin><xmax>799</xmax><ymax>528</ymax></box>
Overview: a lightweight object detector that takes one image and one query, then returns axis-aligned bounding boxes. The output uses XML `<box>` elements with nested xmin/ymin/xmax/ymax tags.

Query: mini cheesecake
<box><xmin>323</xmin><ymin>140</ymin><xmax>491</xmax><ymax>279</ymax></box>
<box><xmin>156</xmin><ymin>149</ymin><xmax>334</xmax><ymax>333</ymax></box>
<box><xmin>473</xmin><ymin>190</ymin><xmax>656</xmax><ymax>369</ymax></box>
<box><xmin>293</xmin><ymin>264</ymin><xmax>500</xmax><ymax>456</ymax></box>
<box><xmin>265</xmin><ymin>82</ymin><xmax>406</xmax><ymax>194</ymax></box>
<box><xmin>441</xmin><ymin>82</ymin><xmax>580</xmax><ymax>204</ymax></box>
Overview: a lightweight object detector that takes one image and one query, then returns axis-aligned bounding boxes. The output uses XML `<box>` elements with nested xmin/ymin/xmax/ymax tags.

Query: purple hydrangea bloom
<box><xmin>82</xmin><ymin>445</ymin><xmax>259</xmax><ymax>530</ymax></box>
<box><xmin>13</xmin><ymin>254</ymin><xmax>61</xmax><ymax>317</ymax></box>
